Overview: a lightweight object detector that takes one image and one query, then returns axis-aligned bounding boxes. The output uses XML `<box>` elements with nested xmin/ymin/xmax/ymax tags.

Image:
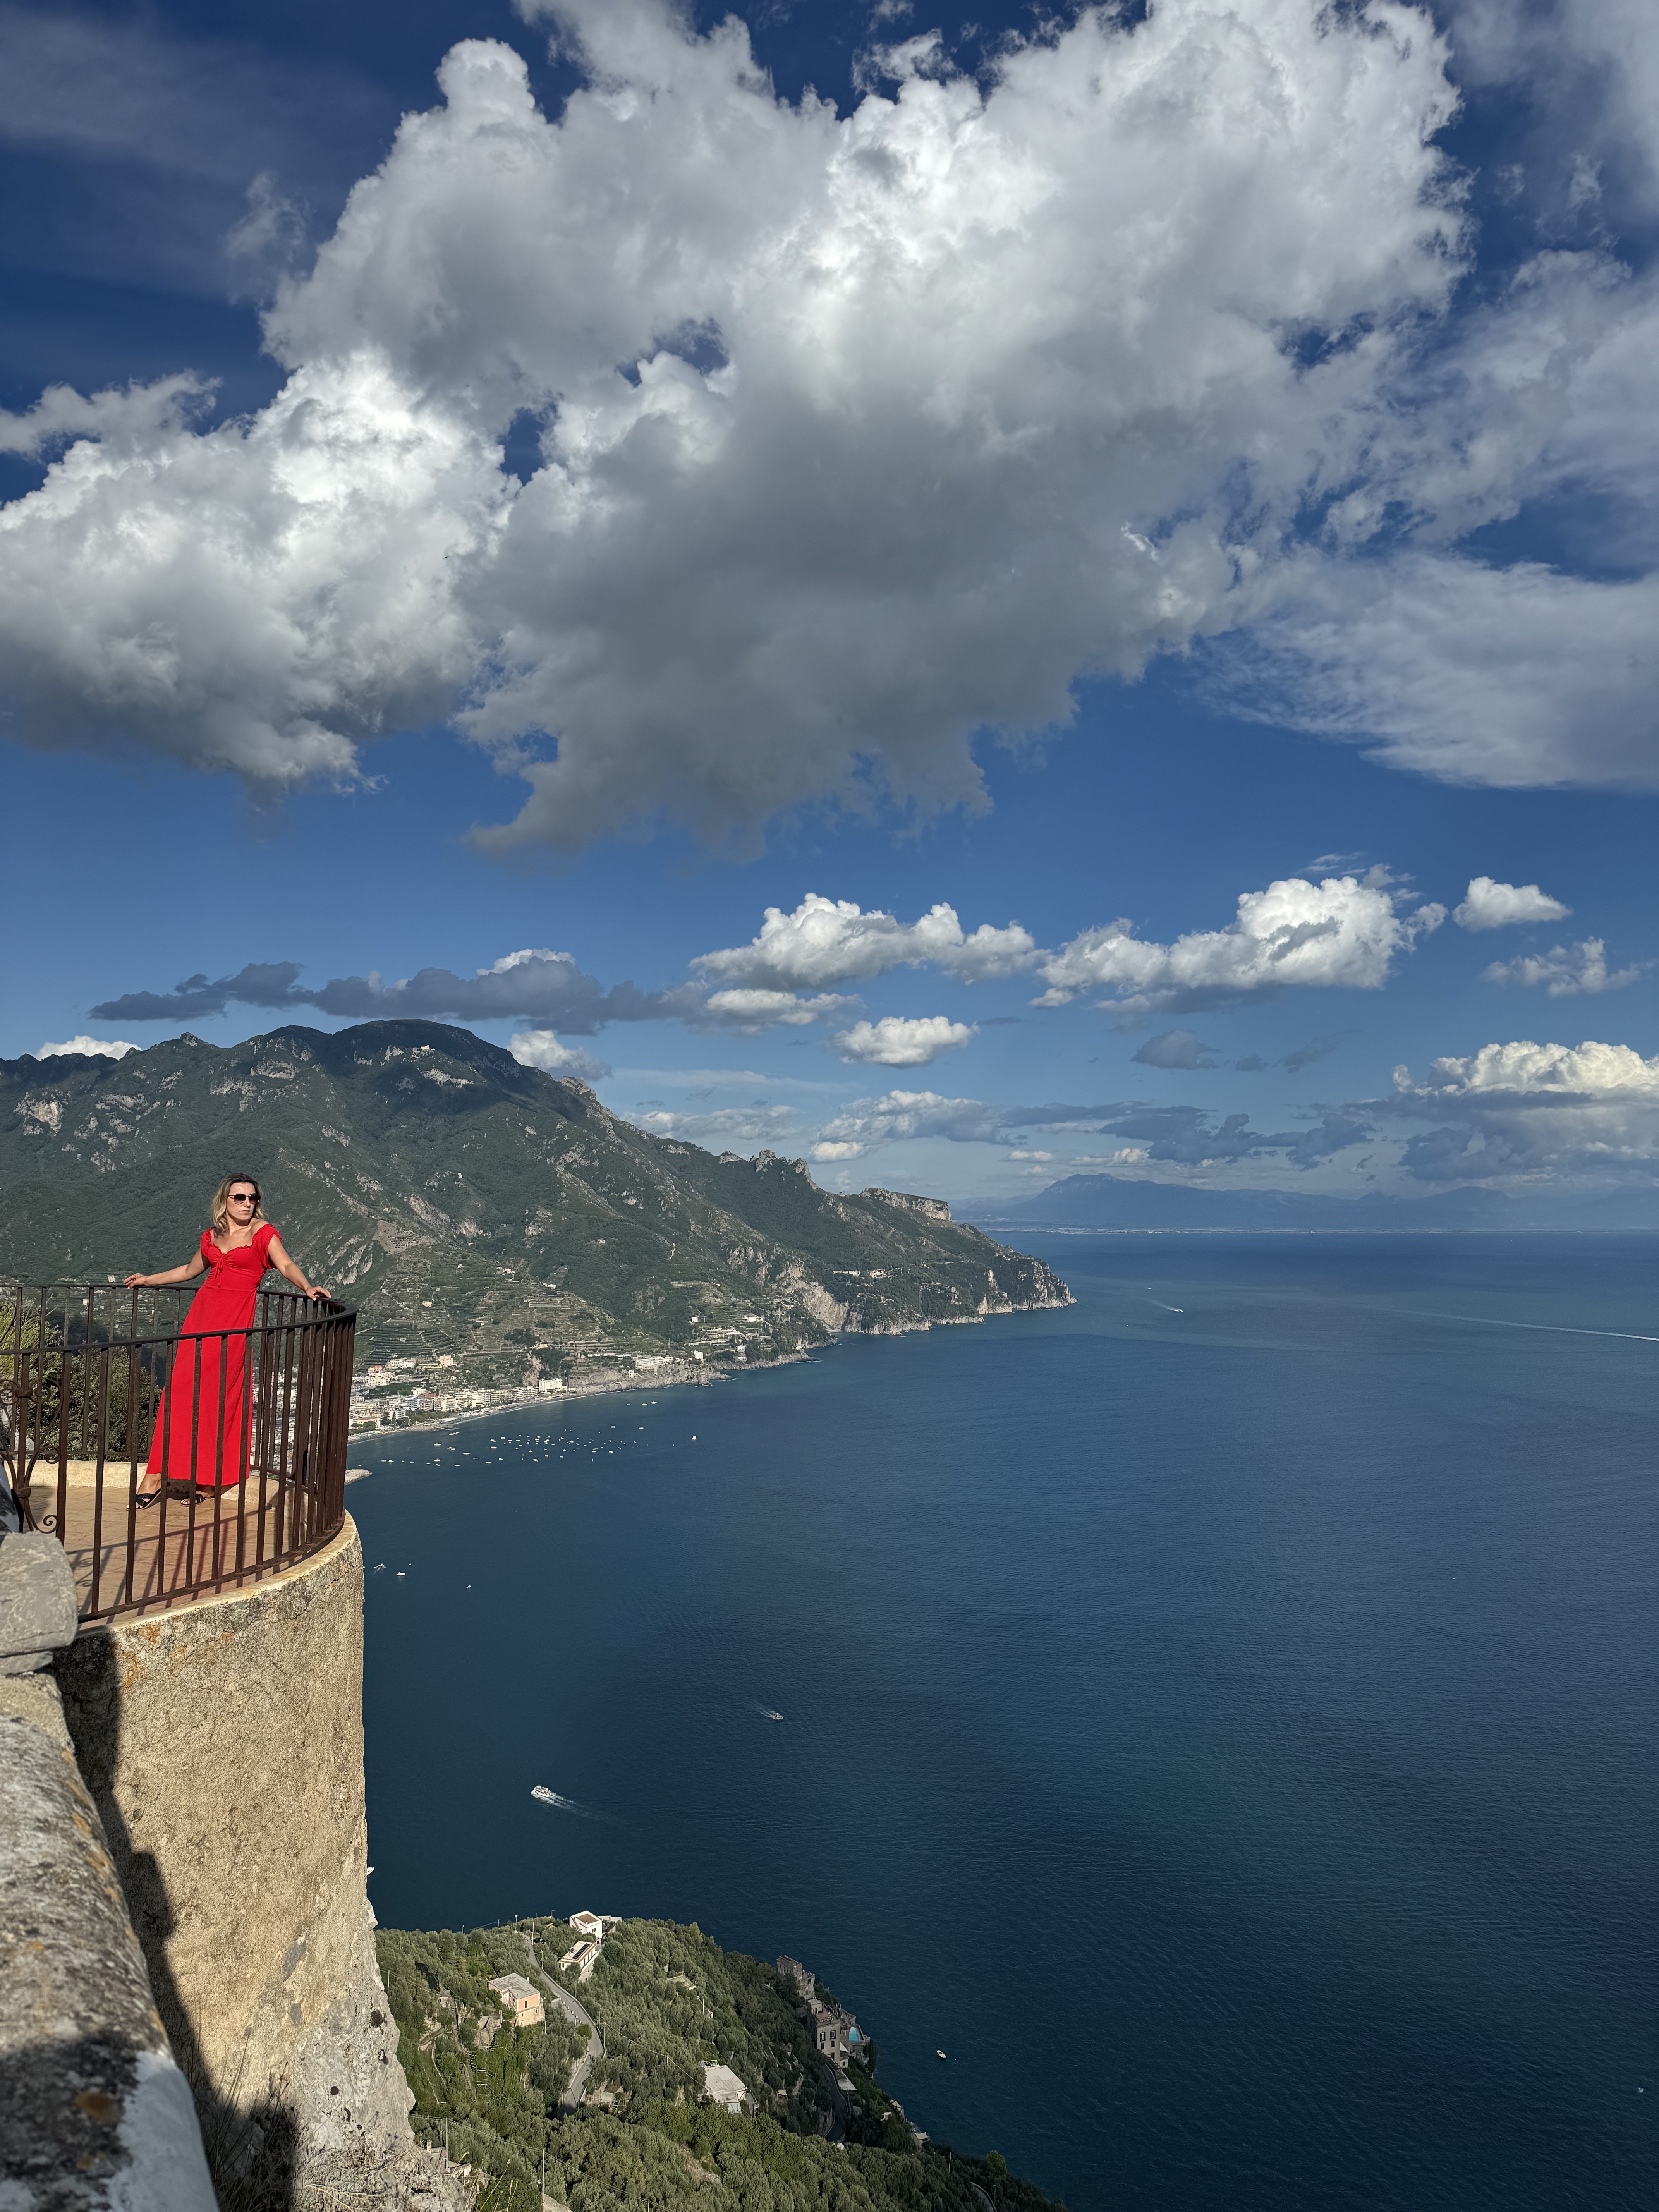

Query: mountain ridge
<box><xmin>970</xmin><ymin>1169</ymin><xmax>1659</xmax><ymax>1234</ymax></box>
<box><xmin>0</xmin><ymin>1021</ymin><xmax>1070</xmax><ymax>1379</ymax></box>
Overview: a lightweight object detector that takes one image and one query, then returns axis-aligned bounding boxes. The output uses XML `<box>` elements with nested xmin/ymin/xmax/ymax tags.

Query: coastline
<box><xmin>350</xmin><ymin>1282</ymin><xmax>1073</xmax><ymax>1438</ymax></box>
<box><xmin>968</xmin><ymin>1221</ymin><xmax>1610</xmax><ymax>1238</ymax></box>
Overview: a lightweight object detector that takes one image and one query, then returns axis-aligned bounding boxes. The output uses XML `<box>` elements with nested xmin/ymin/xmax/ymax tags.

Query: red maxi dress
<box><xmin>146</xmin><ymin>1223</ymin><xmax>278</xmax><ymax>1490</ymax></box>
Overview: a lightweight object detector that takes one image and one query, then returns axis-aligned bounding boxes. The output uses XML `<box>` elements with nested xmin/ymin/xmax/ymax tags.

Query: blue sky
<box><xmin>4</xmin><ymin>0</ymin><xmax>1658</xmax><ymax>1209</ymax></box>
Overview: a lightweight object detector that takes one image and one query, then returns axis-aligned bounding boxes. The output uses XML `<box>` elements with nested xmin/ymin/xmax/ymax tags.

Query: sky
<box><xmin>3</xmin><ymin>0</ymin><xmax>1659</xmax><ymax>1211</ymax></box>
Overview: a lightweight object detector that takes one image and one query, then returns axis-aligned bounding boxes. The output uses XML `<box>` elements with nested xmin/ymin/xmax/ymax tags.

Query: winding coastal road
<box><xmin>520</xmin><ymin>1942</ymin><xmax>605</xmax><ymax>2112</ymax></box>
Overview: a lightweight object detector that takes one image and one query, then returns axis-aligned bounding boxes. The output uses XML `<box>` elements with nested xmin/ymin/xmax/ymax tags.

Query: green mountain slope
<box><xmin>0</xmin><ymin>1021</ymin><xmax>1068</xmax><ymax>1379</ymax></box>
<box><xmin>377</xmin><ymin>1913</ymin><xmax>1064</xmax><ymax>2212</ymax></box>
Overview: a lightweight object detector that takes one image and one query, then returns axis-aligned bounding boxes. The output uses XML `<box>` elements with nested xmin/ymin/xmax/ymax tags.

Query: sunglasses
<box><xmin>229</xmin><ymin>1191</ymin><xmax>259</xmax><ymax>1205</ymax></box>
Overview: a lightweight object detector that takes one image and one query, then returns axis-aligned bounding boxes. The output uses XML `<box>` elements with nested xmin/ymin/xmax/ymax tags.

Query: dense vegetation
<box><xmin>376</xmin><ymin>1920</ymin><xmax>586</xmax><ymax>2183</ymax></box>
<box><xmin>376</xmin><ymin>1914</ymin><xmax>1066</xmax><ymax>2212</ymax></box>
<box><xmin>0</xmin><ymin>1021</ymin><xmax>1068</xmax><ymax>1376</ymax></box>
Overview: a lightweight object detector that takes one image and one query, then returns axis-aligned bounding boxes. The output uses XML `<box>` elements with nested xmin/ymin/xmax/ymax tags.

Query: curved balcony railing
<box><xmin>1</xmin><ymin>1279</ymin><xmax>356</xmax><ymax>1623</ymax></box>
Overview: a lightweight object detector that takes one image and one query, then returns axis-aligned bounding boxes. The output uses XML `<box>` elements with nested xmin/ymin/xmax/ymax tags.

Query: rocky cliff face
<box><xmin>1</xmin><ymin>1021</ymin><xmax>1070</xmax><ymax>1382</ymax></box>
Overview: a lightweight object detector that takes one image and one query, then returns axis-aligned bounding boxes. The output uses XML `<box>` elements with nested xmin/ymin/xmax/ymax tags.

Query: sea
<box><xmin>349</xmin><ymin>1234</ymin><xmax>1659</xmax><ymax>2212</ymax></box>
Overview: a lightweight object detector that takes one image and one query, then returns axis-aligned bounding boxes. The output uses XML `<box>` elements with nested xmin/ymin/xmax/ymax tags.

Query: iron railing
<box><xmin>1</xmin><ymin>1279</ymin><xmax>356</xmax><ymax>1623</ymax></box>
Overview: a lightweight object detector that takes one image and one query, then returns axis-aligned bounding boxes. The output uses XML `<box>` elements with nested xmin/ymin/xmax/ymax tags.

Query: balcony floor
<box><xmin>27</xmin><ymin>1465</ymin><xmax>325</xmax><ymax>1619</ymax></box>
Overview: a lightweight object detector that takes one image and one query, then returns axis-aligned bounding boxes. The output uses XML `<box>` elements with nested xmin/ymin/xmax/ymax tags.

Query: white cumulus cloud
<box><xmin>36</xmin><ymin>1034</ymin><xmax>137</xmax><ymax>1060</ymax></box>
<box><xmin>831</xmin><ymin>1015</ymin><xmax>976</xmax><ymax>1067</ymax></box>
<box><xmin>1036</xmin><ymin>873</ymin><xmax>1443</xmax><ymax>1014</ymax></box>
<box><xmin>1402</xmin><ymin>1039</ymin><xmax>1659</xmax><ymax>1095</ymax></box>
<box><xmin>509</xmin><ymin>1030</ymin><xmax>613</xmax><ymax>1080</ymax></box>
<box><xmin>1478</xmin><ymin>939</ymin><xmax>1642</xmax><ymax>996</ymax></box>
<box><xmin>0</xmin><ymin>350</ymin><xmax>494</xmax><ymax>787</ymax></box>
<box><xmin>692</xmin><ymin>895</ymin><xmax>1036</xmax><ymax>989</ymax></box>
<box><xmin>1454</xmin><ymin>876</ymin><xmax>1573</xmax><ymax>930</ymax></box>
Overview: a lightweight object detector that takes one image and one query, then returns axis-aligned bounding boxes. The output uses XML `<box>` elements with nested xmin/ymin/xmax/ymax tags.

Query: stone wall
<box><xmin>0</xmin><ymin>1555</ymin><xmax>217</xmax><ymax>2212</ymax></box>
<box><xmin>53</xmin><ymin>1517</ymin><xmax>460</xmax><ymax>2211</ymax></box>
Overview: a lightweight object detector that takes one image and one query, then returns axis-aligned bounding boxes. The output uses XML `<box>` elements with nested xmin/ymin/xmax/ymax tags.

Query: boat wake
<box><xmin>530</xmin><ymin>1784</ymin><xmax>607</xmax><ymax>1820</ymax></box>
<box><xmin>1413</xmin><ymin>1310</ymin><xmax>1659</xmax><ymax>1346</ymax></box>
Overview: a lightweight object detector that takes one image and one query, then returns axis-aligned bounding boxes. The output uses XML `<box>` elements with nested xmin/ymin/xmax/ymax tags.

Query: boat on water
<box><xmin>762</xmin><ymin>1709</ymin><xmax>784</xmax><ymax>1722</ymax></box>
<box><xmin>531</xmin><ymin>1785</ymin><xmax>556</xmax><ymax>1804</ymax></box>
<box><xmin>936</xmin><ymin>2049</ymin><xmax>947</xmax><ymax>2060</ymax></box>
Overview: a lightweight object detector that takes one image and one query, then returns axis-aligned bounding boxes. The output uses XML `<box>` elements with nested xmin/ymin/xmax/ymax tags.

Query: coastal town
<box><xmin>347</xmin><ymin>1333</ymin><xmax>771</xmax><ymax>1431</ymax></box>
<box><xmin>349</xmin><ymin>1355</ymin><xmax>572</xmax><ymax>1430</ymax></box>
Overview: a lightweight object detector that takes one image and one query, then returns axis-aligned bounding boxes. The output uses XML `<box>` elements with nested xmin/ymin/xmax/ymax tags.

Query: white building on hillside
<box><xmin>702</xmin><ymin>2064</ymin><xmax>748</xmax><ymax>2114</ymax></box>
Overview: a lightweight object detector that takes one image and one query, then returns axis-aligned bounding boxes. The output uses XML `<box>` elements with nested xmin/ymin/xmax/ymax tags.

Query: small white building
<box><xmin>702</xmin><ymin>2064</ymin><xmax>748</xmax><ymax>2114</ymax></box>
<box><xmin>568</xmin><ymin>1910</ymin><xmax>617</xmax><ymax>1939</ymax></box>
<box><xmin>487</xmin><ymin>1974</ymin><xmax>544</xmax><ymax>2028</ymax></box>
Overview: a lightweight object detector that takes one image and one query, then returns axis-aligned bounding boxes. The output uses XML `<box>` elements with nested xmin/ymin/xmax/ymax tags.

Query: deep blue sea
<box><xmin>351</xmin><ymin>1235</ymin><xmax>1659</xmax><ymax>2212</ymax></box>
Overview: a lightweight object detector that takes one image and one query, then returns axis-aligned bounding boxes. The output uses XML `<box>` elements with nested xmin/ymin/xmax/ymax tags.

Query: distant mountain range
<box><xmin>972</xmin><ymin>1171</ymin><xmax>1659</xmax><ymax>1235</ymax></box>
<box><xmin>0</xmin><ymin>1021</ymin><xmax>1069</xmax><ymax>1379</ymax></box>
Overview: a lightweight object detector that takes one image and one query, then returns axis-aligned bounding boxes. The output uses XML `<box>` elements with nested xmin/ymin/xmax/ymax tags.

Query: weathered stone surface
<box><xmin>0</xmin><ymin>1531</ymin><xmax>79</xmax><ymax>1675</ymax></box>
<box><xmin>0</xmin><ymin>1667</ymin><xmax>216</xmax><ymax>2210</ymax></box>
<box><xmin>55</xmin><ymin>1517</ymin><xmax>465</xmax><ymax>2211</ymax></box>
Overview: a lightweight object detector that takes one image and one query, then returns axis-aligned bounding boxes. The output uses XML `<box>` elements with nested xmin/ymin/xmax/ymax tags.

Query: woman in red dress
<box><xmin>125</xmin><ymin>1174</ymin><xmax>331</xmax><ymax>1504</ymax></box>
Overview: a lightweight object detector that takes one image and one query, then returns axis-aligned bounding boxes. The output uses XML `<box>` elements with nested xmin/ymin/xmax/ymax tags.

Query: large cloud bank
<box><xmin>17</xmin><ymin>0</ymin><xmax>1640</xmax><ymax>843</ymax></box>
<box><xmin>768</xmin><ymin>1036</ymin><xmax>1659</xmax><ymax>1192</ymax></box>
<box><xmin>1382</xmin><ymin>1035</ymin><xmax>1659</xmax><ymax>1183</ymax></box>
<box><xmin>88</xmin><ymin>864</ymin><xmax>1452</xmax><ymax>1046</ymax></box>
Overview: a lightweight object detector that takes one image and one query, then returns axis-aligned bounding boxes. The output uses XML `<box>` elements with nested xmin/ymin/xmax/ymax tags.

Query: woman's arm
<box><xmin>266</xmin><ymin>1235</ymin><xmax>331</xmax><ymax>1304</ymax></box>
<box><xmin>124</xmin><ymin>1252</ymin><xmax>206</xmax><ymax>1289</ymax></box>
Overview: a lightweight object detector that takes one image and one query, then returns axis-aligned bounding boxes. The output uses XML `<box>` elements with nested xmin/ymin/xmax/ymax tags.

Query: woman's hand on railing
<box><xmin>123</xmin><ymin>1256</ymin><xmax>205</xmax><ymax>1288</ymax></box>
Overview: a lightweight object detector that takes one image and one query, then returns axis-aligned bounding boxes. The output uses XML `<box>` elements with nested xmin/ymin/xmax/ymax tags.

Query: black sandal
<box><xmin>135</xmin><ymin>1477</ymin><xmax>198</xmax><ymax>1509</ymax></box>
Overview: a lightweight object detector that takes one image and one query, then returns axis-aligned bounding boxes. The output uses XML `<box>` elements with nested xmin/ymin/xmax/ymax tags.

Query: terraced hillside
<box><xmin>0</xmin><ymin>1021</ymin><xmax>1069</xmax><ymax>1380</ymax></box>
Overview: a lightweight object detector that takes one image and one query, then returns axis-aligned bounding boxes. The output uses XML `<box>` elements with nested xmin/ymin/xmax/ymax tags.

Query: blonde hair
<box><xmin>211</xmin><ymin>1173</ymin><xmax>266</xmax><ymax>1233</ymax></box>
